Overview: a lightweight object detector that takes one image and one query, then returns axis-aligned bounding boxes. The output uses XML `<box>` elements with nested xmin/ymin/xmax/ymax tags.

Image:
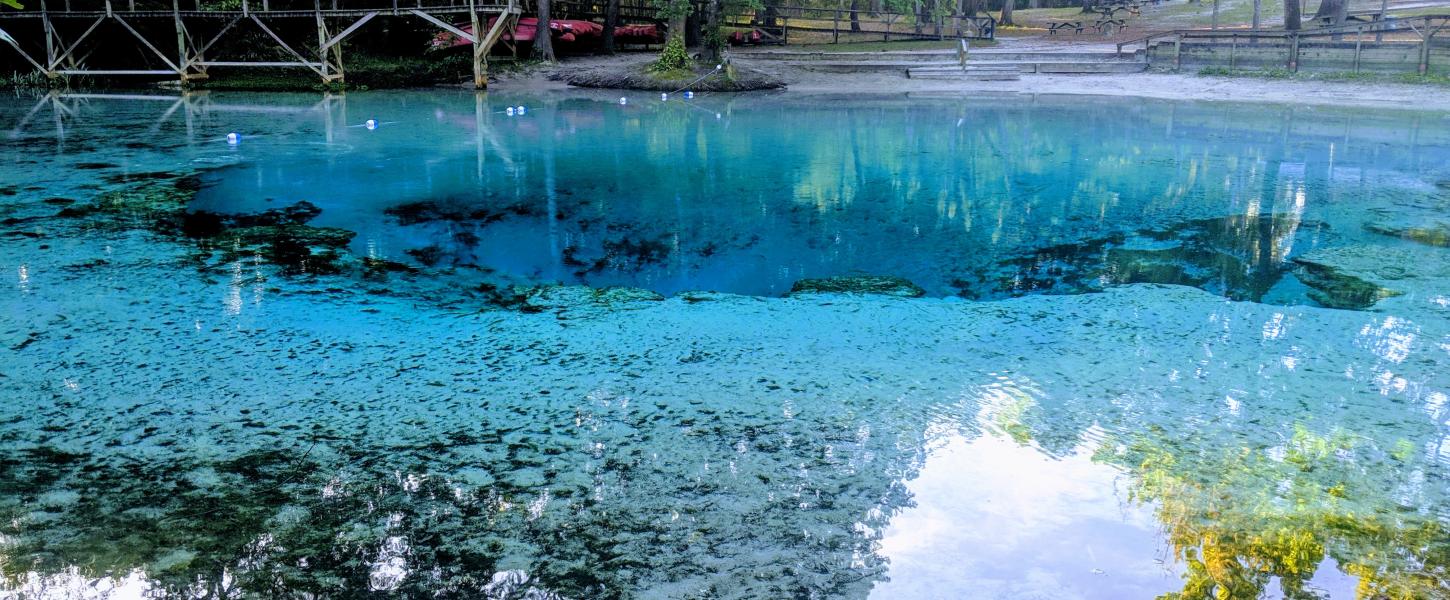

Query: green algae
<box><xmin>789</xmin><ymin>275</ymin><xmax>927</xmax><ymax>298</ymax></box>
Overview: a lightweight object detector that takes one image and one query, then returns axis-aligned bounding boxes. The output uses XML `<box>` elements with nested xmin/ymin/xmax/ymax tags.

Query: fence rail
<box><xmin>1117</xmin><ymin>13</ymin><xmax>1449</xmax><ymax>74</ymax></box>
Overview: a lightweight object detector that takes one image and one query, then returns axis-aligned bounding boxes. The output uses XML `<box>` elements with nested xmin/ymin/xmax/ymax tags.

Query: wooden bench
<box><xmin>1047</xmin><ymin>21</ymin><xmax>1084</xmax><ymax>34</ymax></box>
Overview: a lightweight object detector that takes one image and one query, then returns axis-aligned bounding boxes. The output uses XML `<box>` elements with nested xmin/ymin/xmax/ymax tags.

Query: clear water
<box><xmin>1</xmin><ymin>89</ymin><xmax>1448</xmax><ymax>599</ymax></box>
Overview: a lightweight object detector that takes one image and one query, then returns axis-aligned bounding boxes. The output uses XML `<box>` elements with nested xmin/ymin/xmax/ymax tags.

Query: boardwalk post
<box><xmin>173</xmin><ymin>0</ymin><xmax>188</xmax><ymax>82</ymax></box>
<box><xmin>40</xmin><ymin>0</ymin><xmax>56</xmax><ymax>77</ymax></box>
<box><xmin>1173</xmin><ymin>36</ymin><xmax>1181</xmax><ymax>71</ymax></box>
<box><xmin>1287</xmin><ymin>33</ymin><xmax>1299</xmax><ymax>71</ymax></box>
<box><xmin>470</xmin><ymin>0</ymin><xmax>484</xmax><ymax>88</ymax></box>
<box><xmin>315</xmin><ymin>0</ymin><xmax>332</xmax><ymax>83</ymax></box>
<box><xmin>1353</xmin><ymin>26</ymin><xmax>1362</xmax><ymax>73</ymax></box>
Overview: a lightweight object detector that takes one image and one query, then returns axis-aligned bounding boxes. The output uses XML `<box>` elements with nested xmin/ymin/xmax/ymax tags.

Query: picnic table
<box><xmin>1049</xmin><ymin>2</ymin><xmax>1143</xmax><ymax>35</ymax></box>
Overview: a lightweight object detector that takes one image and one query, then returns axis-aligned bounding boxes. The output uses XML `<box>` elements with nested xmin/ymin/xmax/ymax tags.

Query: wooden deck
<box><xmin>0</xmin><ymin>0</ymin><xmax>521</xmax><ymax>87</ymax></box>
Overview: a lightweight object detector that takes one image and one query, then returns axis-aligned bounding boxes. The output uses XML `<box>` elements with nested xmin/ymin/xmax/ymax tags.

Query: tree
<box><xmin>1312</xmin><ymin>0</ymin><xmax>1346</xmax><ymax>25</ymax></box>
<box><xmin>603</xmin><ymin>0</ymin><xmax>620</xmax><ymax>54</ymax></box>
<box><xmin>850</xmin><ymin>0</ymin><xmax>861</xmax><ymax>31</ymax></box>
<box><xmin>534</xmin><ymin>0</ymin><xmax>557</xmax><ymax>61</ymax></box>
<box><xmin>1283</xmin><ymin>0</ymin><xmax>1300</xmax><ymax>30</ymax></box>
<box><xmin>999</xmin><ymin>0</ymin><xmax>1013</xmax><ymax>27</ymax></box>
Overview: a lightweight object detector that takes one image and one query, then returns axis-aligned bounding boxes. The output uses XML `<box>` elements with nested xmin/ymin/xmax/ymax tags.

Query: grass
<box><xmin>1</xmin><ymin>71</ymin><xmax>56</xmax><ymax>90</ymax></box>
<box><xmin>1198</xmin><ymin>65</ymin><xmax>1450</xmax><ymax>85</ymax></box>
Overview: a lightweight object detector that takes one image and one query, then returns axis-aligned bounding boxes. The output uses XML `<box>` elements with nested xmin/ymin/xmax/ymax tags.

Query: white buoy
<box><xmin>660</xmin><ymin>93</ymin><xmax>668</xmax><ymax>101</ymax></box>
<box><xmin>516</xmin><ymin>105</ymin><xmax>526</xmax><ymax>115</ymax></box>
<box><xmin>226</xmin><ymin>132</ymin><xmax>240</xmax><ymax>145</ymax></box>
<box><xmin>715</xmin><ymin>64</ymin><xmax>723</xmax><ymax>70</ymax></box>
<box><xmin>506</xmin><ymin>107</ymin><xmax>515</xmax><ymax>116</ymax></box>
<box><xmin>684</xmin><ymin>91</ymin><xmax>693</xmax><ymax>99</ymax></box>
<box><xmin>715</xmin><ymin>113</ymin><xmax>722</xmax><ymax>119</ymax></box>
<box><xmin>619</xmin><ymin>97</ymin><xmax>628</xmax><ymax>105</ymax></box>
<box><xmin>365</xmin><ymin>119</ymin><xmax>378</xmax><ymax>129</ymax></box>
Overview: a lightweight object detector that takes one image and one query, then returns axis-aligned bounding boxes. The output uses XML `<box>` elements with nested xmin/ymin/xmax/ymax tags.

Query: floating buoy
<box><xmin>226</xmin><ymin>132</ymin><xmax>240</xmax><ymax>145</ymax></box>
<box><xmin>715</xmin><ymin>113</ymin><xmax>722</xmax><ymax>119</ymax></box>
<box><xmin>715</xmin><ymin>64</ymin><xmax>723</xmax><ymax>70</ymax></box>
<box><xmin>619</xmin><ymin>97</ymin><xmax>627</xmax><ymax>105</ymax></box>
<box><xmin>660</xmin><ymin>93</ymin><xmax>668</xmax><ymax>101</ymax></box>
<box><xmin>517</xmin><ymin>106</ymin><xmax>527</xmax><ymax>115</ymax></box>
<box><xmin>684</xmin><ymin>91</ymin><xmax>694</xmax><ymax>99</ymax></box>
<box><xmin>365</xmin><ymin>119</ymin><xmax>378</xmax><ymax>130</ymax></box>
<box><xmin>506</xmin><ymin>107</ymin><xmax>515</xmax><ymax>116</ymax></box>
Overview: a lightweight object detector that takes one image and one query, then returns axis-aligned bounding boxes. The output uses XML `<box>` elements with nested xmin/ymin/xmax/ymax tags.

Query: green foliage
<box><xmin>1</xmin><ymin>71</ymin><xmax>49</xmax><ymax>89</ymax></box>
<box><xmin>652</xmin><ymin>0</ymin><xmax>692</xmax><ymax>22</ymax></box>
<box><xmin>1</xmin><ymin>0</ymin><xmax>25</xmax><ymax>9</ymax></box>
<box><xmin>652</xmin><ymin>35</ymin><xmax>690</xmax><ymax>72</ymax></box>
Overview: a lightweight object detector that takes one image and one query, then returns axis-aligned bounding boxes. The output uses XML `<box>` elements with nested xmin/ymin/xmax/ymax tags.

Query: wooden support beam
<box><xmin>411</xmin><ymin>9</ymin><xmax>475</xmax><ymax>43</ymax></box>
<box><xmin>321</xmin><ymin>11</ymin><xmax>375</xmax><ymax>50</ymax></box>
<box><xmin>469</xmin><ymin>0</ymin><xmax>482</xmax><ymax>88</ymax></box>
<box><xmin>0</xmin><ymin>24</ymin><xmax>48</xmax><ymax>72</ymax></box>
<box><xmin>49</xmin><ymin>16</ymin><xmax>104</xmax><ymax>69</ymax></box>
<box><xmin>250</xmin><ymin>15</ymin><xmax>325</xmax><ymax>77</ymax></box>
<box><xmin>114</xmin><ymin>15</ymin><xmax>181</xmax><ymax>71</ymax></box>
<box><xmin>187</xmin><ymin>14</ymin><xmax>240</xmax><ymax>68</ymax></box>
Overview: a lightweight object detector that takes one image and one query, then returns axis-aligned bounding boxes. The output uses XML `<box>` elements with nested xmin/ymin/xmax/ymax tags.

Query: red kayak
<box><xmin>430</xmin><ymin>18</ymin><xmax>604</xmax><ymax>50</ymax></box>
<box><xmin>430</xmin><ymin>19</ymin><xmax>661</xmax><ymax>50</ymax></box>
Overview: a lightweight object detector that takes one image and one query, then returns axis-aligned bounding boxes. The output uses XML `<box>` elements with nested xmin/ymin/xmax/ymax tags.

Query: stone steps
<box><xmin>799</xmin><ymin>59</ymin><xmax>1149</xmax><ymax>76</ymax></box>
<box><xmin>907</xmin><ymin>64</ymin><xmax>1023</xmax><ymax>80</ymax></box>
<box><xmin>740</xmin><ymin>50</ymin><xmax>1131</xmax><ymax>62</ymax></box>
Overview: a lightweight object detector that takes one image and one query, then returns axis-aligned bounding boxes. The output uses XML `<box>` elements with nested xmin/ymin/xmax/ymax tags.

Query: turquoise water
<box><xmin>1</xmin><ymin>89</ymin><xmax>1449</xmax><ymax>599</ymax></box>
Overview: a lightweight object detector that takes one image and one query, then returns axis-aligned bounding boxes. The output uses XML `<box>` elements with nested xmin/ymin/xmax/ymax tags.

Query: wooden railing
<box><xmin>1116</xmin><ymin>13</ymin><xmax>1449</xmax><ymax>74</ymax></box>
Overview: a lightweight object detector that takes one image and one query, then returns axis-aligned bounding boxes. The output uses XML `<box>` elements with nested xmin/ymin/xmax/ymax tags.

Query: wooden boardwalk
<box><xmin>0</xmin><ymin>0</ymin><xmax>521</xmax><ymax>86</ymax></box>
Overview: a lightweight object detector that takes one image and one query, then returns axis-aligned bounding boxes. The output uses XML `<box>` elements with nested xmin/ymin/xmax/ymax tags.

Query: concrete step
<box><xmin>908</xmin><ymin>65</ymin><xmax>1022</xmax><ymax>80</ymax></box>
<box><xmin>739</xmin><ymin>50</ymin><xmax>1131</xmax><ymax>62</ymax></box>
<box><xmin>829</xmin><ymin>59</ymin><xmax>1150</xmax><ymax>76</ymax></box>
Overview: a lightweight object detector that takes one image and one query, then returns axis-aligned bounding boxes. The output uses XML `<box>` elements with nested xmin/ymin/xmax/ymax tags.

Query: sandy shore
<box><xmin>501</xmin><ymin>48</ymin><xmax>1450</xmax><ymax>112</ymax></box>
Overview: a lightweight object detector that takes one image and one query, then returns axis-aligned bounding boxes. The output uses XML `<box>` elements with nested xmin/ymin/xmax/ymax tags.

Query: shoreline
<box><xmin>488</xmin><ymin>53</ymin><xmax>1450</xmax><ymax>111</ymax></box>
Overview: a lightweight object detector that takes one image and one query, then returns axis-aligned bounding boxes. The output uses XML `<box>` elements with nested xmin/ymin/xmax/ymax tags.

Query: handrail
<box><xmin>1116</xmin><ymin>12</ymin><xmax>1449</xmax><ymax>52</ymax></box>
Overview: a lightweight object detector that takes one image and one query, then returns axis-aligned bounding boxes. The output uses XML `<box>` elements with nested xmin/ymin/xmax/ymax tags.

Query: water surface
<box><xmin>1</xmin><ymin>89</ymin><xmax>1448</xmax><ymax>599</ymax></box>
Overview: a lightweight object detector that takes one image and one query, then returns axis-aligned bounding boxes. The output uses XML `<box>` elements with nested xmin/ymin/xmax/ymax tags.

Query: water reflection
<box><xmin>10</xmin><ymin>90</ymin><xmax>1443</xmax><ymax>303</ymax></box>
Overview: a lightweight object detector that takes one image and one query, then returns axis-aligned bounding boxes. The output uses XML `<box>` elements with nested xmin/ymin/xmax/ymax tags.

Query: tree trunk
<box><xmin>702</xmin><ymin>0</ymin><xmax>723</xmax><ymax>62</ymax></box>
<box><xmin>534</xmin><ymin>0</ymin><xmax>556</xmax><ymax>60</ymax></box>
<box><xmin>1081</xmin><ymin>0</ymin><xmax>1098</xmax><ymax>13</ymax></box>
<box><xmin>1312</xmin><ymin>0</ymin><xmax>1346</xmax><ymax>24</ymax></box>
<box><xmin>602</xmin><ymin>0</ymin><xmax>620</xmax><ymax>53</ymax></box>
<box><xmin>669</xmin><ymin>14</ymin><xmax>686</xmax><ymax>44</ymax></box>
<box><xmin>1252</xmin><ymin>0</ymin><xmax>1261</xmax><ymax>28</ymax></box>
<box><xmin>1283</xmin><ymin>0</ymin><xmax>1300</xmax><ymax>30</ymax></box>
<box><xmin>850</xmin><ymin>0</ymin><xmax>861</xmax><ymax>31</ymax></box>
<box><xmin>999</xmin><ymin>0</ymin><xmax>1013</xmax><ymax>26</ymax></box>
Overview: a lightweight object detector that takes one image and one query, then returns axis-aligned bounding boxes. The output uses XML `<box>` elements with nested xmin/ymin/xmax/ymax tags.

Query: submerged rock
<box><xmin>971</xmin><ymin>214</ymin><xmax>1320</xmax><ymax>304</ymax></box>
<box><xmin>1291</xmin><ymin>246</ymin><xmax>1412</xmax><ymax>310</ymax></box>
<box><xmin>790</xmin><ymin>275</ymin><xmax>926</xmax><ymax>298</ymax></box>
<box><xmin>1364</xmin><ymin>221</ymin><xmax>1450</xmax><ymax>247</ymax></box>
